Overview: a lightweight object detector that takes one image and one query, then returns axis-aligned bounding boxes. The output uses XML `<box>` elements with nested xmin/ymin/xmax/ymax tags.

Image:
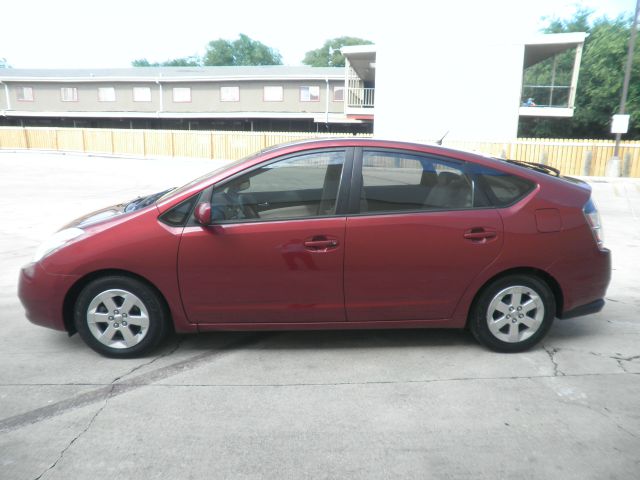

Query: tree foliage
<box><xmin>203</xmin><ymin>34</ymin><xmax>282</xmax><ymax>66</ymax></box>
<box><xmin>131</xmin><ymin>56</ymin><xmax>201</xmax><ymax>67</ymax></box>
<box><xmin>0</xmin><ymin>57</ymin><xmax>10</xmax><ymax>68</ymax></box>
<box><xmin>132</xmin><ymin>34</ymin><xmax>281</xmax><ymax>68</ymax></box>
<box><xmin>303</xmin><ymin>37</ymin><xmax>373</xmax><ymax>67</ymax></box>
<box><xmin>519</xmin><ymin>8</ymin><xmax>640</xmax><ymax>139</ymax></box>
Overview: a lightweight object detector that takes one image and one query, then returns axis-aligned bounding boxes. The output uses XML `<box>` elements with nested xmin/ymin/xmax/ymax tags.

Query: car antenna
<box><xmin>436</xmin><ymin>130</ymin><xmax>449</xmax><ymax>145</ymax></box>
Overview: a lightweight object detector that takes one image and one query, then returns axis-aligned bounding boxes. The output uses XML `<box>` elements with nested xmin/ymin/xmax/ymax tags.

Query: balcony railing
<box><xmin>347</xmin><ymin>87</ymin><xmax>375</xmax><ymax>109</ymax></box>
<box><xmin>521</xmin><ymin>85</ymin><xmax>571</xmax><ymax>108</ymax></box>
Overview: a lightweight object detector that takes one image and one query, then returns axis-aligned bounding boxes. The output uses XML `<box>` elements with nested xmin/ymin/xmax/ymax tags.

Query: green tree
<box><xmin>132</xmin><ymin>56</ymin><xmax>201</xmax><ymax>67</ymax></box>
<box><xmin>0</xmin><ymin>57</ymin><xmax>10</xmax><ymax>68</ymax></box>
<box><xmin>303</xmin><ymin>36</ymin><xmax>373</xmax><ymax>67</ymax></box>
<box><xmin>133</xmin><ymin>34</ymin><xmax>281</xmax><ymax>68</ymax></box>
<box><xmin>519</xmin><ymin>9</ymin><xmax>640</xmax><ymax>139</ymax></box>
<box><xmin>203</xmin><ymin>34</ymin><xmax>282</xmax><ymax>66</ymax></box>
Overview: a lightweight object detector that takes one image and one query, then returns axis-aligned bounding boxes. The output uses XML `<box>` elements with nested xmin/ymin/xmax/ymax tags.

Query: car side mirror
<box><xmin>194</xmin><ymin>202</ymin><xmax>212</xmax><ymax>226</ymax></box>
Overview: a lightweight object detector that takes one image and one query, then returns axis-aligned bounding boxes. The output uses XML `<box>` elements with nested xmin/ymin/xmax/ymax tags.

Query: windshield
<box><xmin>156</xmin><ymin>153</ymin><xmax>261</xmax><ymax>203</ymax></box>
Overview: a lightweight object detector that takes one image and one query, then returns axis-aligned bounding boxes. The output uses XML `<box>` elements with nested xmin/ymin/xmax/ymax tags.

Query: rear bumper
<box><xmin>18</xmin><ymin>262</ymin><xmax>79</xmax><ymax>332</ymax></box>
<box><xmin>558</xmin><ymin>299</ymin><xmax>605</xmax><ymax>319</ymax></box>
<box><xmin>551</xmin><ymin>247</ymin><xmax>611</xmax><ymax>315</ymax></box>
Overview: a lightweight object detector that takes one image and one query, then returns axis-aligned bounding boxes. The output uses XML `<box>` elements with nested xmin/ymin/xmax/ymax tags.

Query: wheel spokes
<box><xmin>86</xmin><ymin>288</ymin><xmax>150</xmax><ymax>349</ymax></box>
<box><xmin>486</xmin><ymin>285</ymin><xmax>545</xmax><ymax>343</ymax></box>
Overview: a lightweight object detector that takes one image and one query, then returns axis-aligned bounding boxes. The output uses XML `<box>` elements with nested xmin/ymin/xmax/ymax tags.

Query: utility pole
<box><xmin>608</xmin><ymin>0</ymin><xmax>640</xmax><ymax>176</ymax></box>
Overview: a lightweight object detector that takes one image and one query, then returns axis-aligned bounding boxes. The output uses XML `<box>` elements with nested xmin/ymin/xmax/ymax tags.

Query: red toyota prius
<box><xmin>18</xmin><ymin>139</ymin><xmax>611</xmax><ymax>357</ymax></box>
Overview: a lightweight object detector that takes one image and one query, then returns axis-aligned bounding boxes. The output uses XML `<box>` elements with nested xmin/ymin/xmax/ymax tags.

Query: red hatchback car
<box><xmin>19</xmin><ymin>139</ymin><xmax>611</xmax><ymax>357</ymax></box>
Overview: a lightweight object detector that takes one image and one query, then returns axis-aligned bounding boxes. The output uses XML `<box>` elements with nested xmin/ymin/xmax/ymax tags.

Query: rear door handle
<box><xmin>463</xmin><ymin>228</ymin><xmax>497</xmax><ymax>242</ymax></box>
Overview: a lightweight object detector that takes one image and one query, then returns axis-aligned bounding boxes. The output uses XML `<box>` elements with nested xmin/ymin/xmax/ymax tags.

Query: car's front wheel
<box><xmin>469</xmin><ymin>274</ymin><xmax>555</xmax><ymax>352</ymax></box>
<box><xmin>74</xmin><ymin>275</ymin><xmax>169</xmax><ymax>358</ymax></box>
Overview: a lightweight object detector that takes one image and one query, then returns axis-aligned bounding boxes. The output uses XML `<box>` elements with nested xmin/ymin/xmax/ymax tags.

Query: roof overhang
<box><xmin>0</xmin><ymin>74</ymin><xmax>345</xmax><ymax>83</ymax></box>
<box><xmin>342</xmin><ymin>45</ymin><xmax>377</xmax><ymax>82</ymax></box>
<box><xmin>0</xmin><ymin>109</ymin><xmax>364</xmax><ymax>123</ymax></box>
<box><xmin>523</xmin><ymin>32</ymin><xmax>587</xmax><ymax>68</ymax></box>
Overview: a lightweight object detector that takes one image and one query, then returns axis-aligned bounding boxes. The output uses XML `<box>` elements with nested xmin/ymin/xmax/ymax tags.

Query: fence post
<box><xmin>583</xmin><ymin>150</ymin><xmax>592</xmax><ymax>176</ymax></box>
<box><xmin>540</xmin><ymin>151</ymin><xmax>548</xmax><ymax>165</ymax></box>
<box><xmin>623</xmin><ymin>152</ymin><xmax>631</xmax><ymax>177</ymax></box>
<box><xmin>142</xmin><ymin>130</ymin><xmax>147</xmax><ymax>157</ymax></box>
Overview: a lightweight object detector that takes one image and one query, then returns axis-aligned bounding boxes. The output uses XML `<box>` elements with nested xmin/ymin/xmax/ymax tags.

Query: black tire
<box><xmin>74</xmin><ymin>275</ymin><xmax>169</xmax><ymax>358</ymax></box>
<box><xmin>469</xmin><ymin>274</ymin><xmax>555</xmax><ymax>353</ymax></box>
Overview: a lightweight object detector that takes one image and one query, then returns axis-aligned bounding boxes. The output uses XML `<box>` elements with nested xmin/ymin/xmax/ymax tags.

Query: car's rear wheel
<box><xmin>469</xmin><ymin>274</ymin><xmax>555</xmax><ymax>352</ymax></box>
<box><xmin>74</xmin><ymin>275</ymin><xmax>169</xmax><ymax>358</ymax></box>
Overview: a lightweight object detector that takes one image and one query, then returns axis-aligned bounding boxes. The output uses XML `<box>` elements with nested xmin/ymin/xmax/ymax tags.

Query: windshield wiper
<box><xmin>124</xmin><ymin>188</ymin><xmax>175</xmax><ymax>213</ymax></box>
<box><xmin>504</xmin><ymin>159</ymin><xmax>560</xmax><ymax>177</ymax></box>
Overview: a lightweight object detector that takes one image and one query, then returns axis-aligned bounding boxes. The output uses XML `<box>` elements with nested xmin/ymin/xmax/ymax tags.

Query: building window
<box><xmin>133</xmin><ymin>87</ymin><xmax>152</xmax><ymax>102</ymax></box>
<box><xmin>333</xmin><ymin>85</ymin><xmax>344</xmax><ymax>102</ymax></box>
<box><xmin>173</xmin><ymin>87</ymin><xmax>191</xmax><ymax>103</ymax></box>
<box><xmin>60</xmin><ymin>87</ymin><xmax>78</xmax><ymax>102</ymax></box>
<box><xmin>220</xmin><ymin>86</ymin><xmax>240</xmax><ymax>102</ymax></box>
<box><xmin>17</xmin><ymin>86</ymin><xmax>34</xmax><ymax>101</ymax></box>
<box><xmin>264</xmin><ymin>86</ymin><xmax>283</xmax><ymax>102</ymax></box>
<box><xmin>300</xmin><ymin>86</ymin><xmax>320</xmax><ymax>102</ymax></box>
<box><xmin>98</xmin><ymin>87</ymin><xmax>116</xmax><ymax>102</ymax></box>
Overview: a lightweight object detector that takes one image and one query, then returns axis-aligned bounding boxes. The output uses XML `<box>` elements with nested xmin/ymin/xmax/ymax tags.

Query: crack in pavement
<box><xmin>542</xmin><ymin>346</ymin><xmax>640</xmax><ymax>374</ymax></box>
<box><xmin>32</xmin><ymin>385</ymin><xmax>115</xmax><ymax>480</ymax></box>
<box><xmin>0</xmin><ymin>333</ymin><xmax>270</xmax><ymax>435</ymax></box>
<box><xmin>612</xmin><ymin>354</ymin><xmax>640</xmax><ymax>362</ymax></box>
<box><xmin>543</xmin><ymin>345</ymin><xmax>564</xmax><ymax>376</ymax></box>
<box><xmin>555</xmin><ymin>397</ymin><xmax>640</xmax><ymax>441</ymax></box>
<box><xmin>2</xmin><ymin>370</ymin><xmax>637</xmax><ymax>390</ymax></box>
<box><xmin>110</xmin><ymin>336</ymin><xmax>184</xmax><ymax>384</ymax></box>
<box><xmin>616</xmin><ymin>360</ymin><xmax>629</xmax><ymax>373</ymax></box>
<box><xmin>28</xmin><ymin>340</ymin><xmax>188</xmax><ymax>479</ymax></box>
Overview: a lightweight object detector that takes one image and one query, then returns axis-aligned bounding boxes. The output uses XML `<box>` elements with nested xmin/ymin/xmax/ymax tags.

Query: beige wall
<box><xmin>3</xmin><ymin>80</ymin><xmax>345</xmax><ymax>115</ymax></box>
<box><xmin>7</xmin><ymin>82</ymin><xmax>160</xmax><ymax>112</ymax></box>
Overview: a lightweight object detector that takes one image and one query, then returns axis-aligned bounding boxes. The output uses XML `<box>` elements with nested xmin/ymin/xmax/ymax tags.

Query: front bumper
<box><xmin>18</xmin><ymin>262</ymin><xmax>79</xmax><ymax>332</ymax></box>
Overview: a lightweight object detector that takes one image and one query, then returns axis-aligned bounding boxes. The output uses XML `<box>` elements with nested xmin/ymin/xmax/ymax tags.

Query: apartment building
<box><xmin>0</xmin><ymin>66</ymin><xmax>371</xmax><ymax>133</ymax></box>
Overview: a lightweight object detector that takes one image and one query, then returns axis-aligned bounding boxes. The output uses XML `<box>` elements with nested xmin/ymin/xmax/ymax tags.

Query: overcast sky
<box><xmin>0</xmin><ymin>0</ymin><xmax>635</xmax><ymax>69</ymax></box>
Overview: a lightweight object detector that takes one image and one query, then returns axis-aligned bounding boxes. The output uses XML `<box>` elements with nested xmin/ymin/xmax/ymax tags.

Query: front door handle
<box><xmin>304</xmin><ymin>236</ymin><xmax>339</xmax><ymax>251</ymax></box>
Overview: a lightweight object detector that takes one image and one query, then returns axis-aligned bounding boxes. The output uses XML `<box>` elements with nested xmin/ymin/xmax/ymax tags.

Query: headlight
<box><xmin>33</xmin><ymin>228</ymin><xmax>85</xmax><ymax>262</ymax></box>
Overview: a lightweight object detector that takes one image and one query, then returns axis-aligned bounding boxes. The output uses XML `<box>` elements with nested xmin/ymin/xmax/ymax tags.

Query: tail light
<box><xmin>583</xmin><ymin>198</ymin><xmax>604</xmax><ymax>249</ymax></box>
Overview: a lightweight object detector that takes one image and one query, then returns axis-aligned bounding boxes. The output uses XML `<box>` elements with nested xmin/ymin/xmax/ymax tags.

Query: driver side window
<box><xmin>212</xmin><ymin>150</ymin><xmax>346</xmax><ymax>223</ymax></box>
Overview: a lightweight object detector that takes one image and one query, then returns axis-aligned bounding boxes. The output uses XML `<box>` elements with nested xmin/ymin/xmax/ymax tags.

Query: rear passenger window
<box><xmin>478</xmin><ymin>170</ymin><xmax>535</xmax><ymax>207</ymax></box>
<box><xmin>360</xmin><ymin>151</ymin><xmax>475</xmax><ymax>213</ymax></box>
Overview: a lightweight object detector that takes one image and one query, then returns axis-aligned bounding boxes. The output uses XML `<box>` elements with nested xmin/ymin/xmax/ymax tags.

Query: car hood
<box><xmin>62</xmin><ymin>187</ymin><xmax>174</xmax><ymax>229</ymax></box>
<box><xmin>63</xmin><ymin>203</ymin><xmax>127</xmax><ymax>229</ymax></box>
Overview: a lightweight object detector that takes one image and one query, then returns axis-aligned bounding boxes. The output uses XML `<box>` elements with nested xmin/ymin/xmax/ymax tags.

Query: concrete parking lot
<box><xmin>0</xmin><ymin>150</ymin><xmax>639</xmax><ymax>480</ymax></box>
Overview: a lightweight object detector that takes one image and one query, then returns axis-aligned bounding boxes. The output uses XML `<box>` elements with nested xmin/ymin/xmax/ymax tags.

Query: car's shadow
<box><xmin>47</xmin><ymin>315</ymin><xmax>604</xmax><ymax>359</ymax></box>
<box><xmin>165</xmin><ymin>328</ymin><xmax>477</xmax><ymax>354</ymax></box>
<box><xmin>158</xmin><ymin>315</ymin><xmax>605</xmax><ymax>356</ymax></box>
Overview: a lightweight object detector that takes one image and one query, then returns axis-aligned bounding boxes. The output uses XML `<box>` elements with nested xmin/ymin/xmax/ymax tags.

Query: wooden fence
<box><xmin>443</xmin><ymin>138</ymin><xmax>640</xmax><ymax>177</ymax></box>
<box><xmin>1</xmin><ymin>127</ymin><xmax>639</xmax><ymax>177</ymax></box>
<box><xmin>0</xmin><ymin>127</ymin><xmax>368</xmax><ymax>161</ymax></box>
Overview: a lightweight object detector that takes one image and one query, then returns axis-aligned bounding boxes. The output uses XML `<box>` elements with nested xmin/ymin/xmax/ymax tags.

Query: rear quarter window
<box><xmin>478</xmin><ymin>170</ymin><xmax>535</xmax><ymax>207</ymax></box>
